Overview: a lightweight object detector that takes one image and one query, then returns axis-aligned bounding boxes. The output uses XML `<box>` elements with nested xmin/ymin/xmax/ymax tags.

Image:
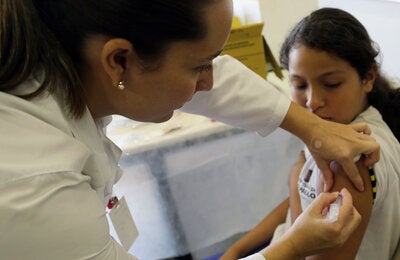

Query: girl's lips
<box><xmin>316</xmin><ymin>113</ymin><xmax>331</xmax><ymax>120</ymax></box>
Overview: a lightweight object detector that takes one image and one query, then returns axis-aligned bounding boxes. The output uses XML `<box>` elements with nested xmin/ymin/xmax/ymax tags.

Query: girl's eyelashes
<box><xmin>325</xmin><ymin>82</ymin><xmax>341</xmax><ymax>88</ymax></box>
<box><xmin>291</xmin><ymin>82</ymin><xmax>342</xmax><ymax>90</ymax></box>
<box><xmin>195</xmin><ymin>63</ymin><xmax>213</xmax><ymax>73</ymax></box>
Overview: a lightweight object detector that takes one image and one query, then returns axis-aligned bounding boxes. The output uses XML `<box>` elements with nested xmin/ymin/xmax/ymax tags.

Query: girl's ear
<box><xmin>363</xmin><ymin>64</ymin><xmax>378</xmax><ymax>93</ymax></box>
<box><xmin>100</xmin><ymin>38</ymin><xmax>134</xmax><ymax>87</ymax></box>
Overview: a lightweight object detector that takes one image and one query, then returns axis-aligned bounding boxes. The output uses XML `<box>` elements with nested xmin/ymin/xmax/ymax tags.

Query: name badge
<box><xmin>108</xmin><ymin>196</ymin><xmax>138</xmax><ymax>250</ymax></box>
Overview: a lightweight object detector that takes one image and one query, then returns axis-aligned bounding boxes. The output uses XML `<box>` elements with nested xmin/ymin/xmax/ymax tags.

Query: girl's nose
<box><xmin>306</xmin><ymin>87</ymin><xmax>325</xmax><ymax>111</ymax></box>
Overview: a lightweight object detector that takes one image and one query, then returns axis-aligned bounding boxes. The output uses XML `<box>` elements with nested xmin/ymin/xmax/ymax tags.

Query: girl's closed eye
<box><xmin>195</xmin><ymin>63</ymin><xmax>213</xmax><ymax>73</ymax></box>
<box><xmin>324</xmin><ymin>82</ymin><xmax>342</xmax><ymax>88</ymax></box>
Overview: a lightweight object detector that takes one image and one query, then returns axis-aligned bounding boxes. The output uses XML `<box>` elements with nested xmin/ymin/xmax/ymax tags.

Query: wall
<box><xmin>258</xmin><ymin>0</ymin><xmax>318</xmax><ymax>60</ymax></box>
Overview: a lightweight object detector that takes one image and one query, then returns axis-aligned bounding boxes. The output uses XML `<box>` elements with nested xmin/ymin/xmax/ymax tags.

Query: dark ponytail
<box><xmin>368</xmin><ymin>75</ymin><xmax>400</xmax><ymax>142</ymax></box>
<box><xmin>0</xmin><ymin>0</ymin><xmax>84</xmax><ymax>117</ymax></box>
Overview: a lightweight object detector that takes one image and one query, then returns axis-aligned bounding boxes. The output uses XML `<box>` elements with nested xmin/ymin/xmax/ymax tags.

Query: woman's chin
<box><xmin>152</xmin><ymin>111</ymin><xmax>174</xmax><ymax>123</ymax></box>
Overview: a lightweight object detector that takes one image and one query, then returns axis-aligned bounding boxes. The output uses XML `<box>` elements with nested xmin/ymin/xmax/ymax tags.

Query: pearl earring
<box><xmin>117</xmin><ymin>80</ymin><xmax>125</xmax><ymax>90</ymax></box>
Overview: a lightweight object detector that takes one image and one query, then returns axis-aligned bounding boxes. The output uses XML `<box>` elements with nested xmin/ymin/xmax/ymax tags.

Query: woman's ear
<box><xmin>100</xmin><ymin>38</ymin><xmax>133</xmax><ymax>87</ymax></box>
<box><xmin>363</xmin><ymin>64</ymin><xmax>378</xmax><ymax>93</ymax></box>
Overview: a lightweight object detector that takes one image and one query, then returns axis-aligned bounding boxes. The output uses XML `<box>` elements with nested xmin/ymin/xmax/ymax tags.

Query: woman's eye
<box><xmin>292</xmin><ymin>84</ymin><xmax>307</xmax><ymax>90</ymax></box>
<box><xmin>195</xmin><ymin>63</ymin><xmax>213</xmax><ymax>73</ymax></box>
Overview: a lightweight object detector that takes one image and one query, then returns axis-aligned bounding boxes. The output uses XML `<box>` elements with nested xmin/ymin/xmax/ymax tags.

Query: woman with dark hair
<box><xmin>0</xmin><ymin>1</ymin><xmax>377</xmax><ymax>259</ymax></box>
<box><xmin>222</xmin><ymin>7</ymin><xmax>400</xmax><ymax>260</ymax></box>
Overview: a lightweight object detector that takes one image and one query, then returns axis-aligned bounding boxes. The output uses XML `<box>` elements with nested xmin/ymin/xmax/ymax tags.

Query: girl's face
<box><xmin>117</xmin><ymin>0</ymin><xmax>233</xmax><ymax>123</ymax></box>
<box><xmin>288</xmin><ymin>45</ymin><xmax>374</xmax><ymax>124</ymax></box>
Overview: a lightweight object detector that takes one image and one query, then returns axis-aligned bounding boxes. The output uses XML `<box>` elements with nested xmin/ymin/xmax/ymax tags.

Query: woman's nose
<box><xmin>196</xmin><ymin>68</ymin><xmax>214</xmax><ymax>92</ymax></box>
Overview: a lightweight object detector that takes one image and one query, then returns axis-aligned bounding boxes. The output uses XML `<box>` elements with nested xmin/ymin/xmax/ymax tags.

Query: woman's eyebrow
<box><xmin>201</xmin><ymin>49</ymin><xmax>223</xmax><ymax>62</ymax></box>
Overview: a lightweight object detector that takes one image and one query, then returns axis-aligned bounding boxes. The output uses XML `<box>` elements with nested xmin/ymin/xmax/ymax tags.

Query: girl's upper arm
<box><xmin>307</xmin><ymin>158</ymin><xmax>374</xmax><ymax>260</ymax></box>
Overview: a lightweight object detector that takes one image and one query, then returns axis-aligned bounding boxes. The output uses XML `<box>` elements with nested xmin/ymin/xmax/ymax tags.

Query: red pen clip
<box><xmin>107</xmin><ymin>196</ymin><xmax>119</xmax><ymax>210</ymax></box>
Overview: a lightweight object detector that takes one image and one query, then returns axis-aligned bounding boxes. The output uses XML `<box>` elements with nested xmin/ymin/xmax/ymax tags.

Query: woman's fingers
<box><xmin>350</xmin><ymin>122</ymin><xmax>371</xmax><ymax>135</ymax></box>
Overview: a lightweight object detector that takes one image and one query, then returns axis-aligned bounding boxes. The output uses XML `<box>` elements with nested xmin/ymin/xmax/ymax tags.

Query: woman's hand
<box><xmin>280</xmin><ymin>102</ymin><xmax>380</xmax><ymax>192</ymax></box>
<box><xmin>307</xmin><ymin>120</ymin><xmax>379</xmax><ymax>191</ymax></box>
<box><xmin>291</xmin><ymin>188</ymin><xmax>361</xmax><ymax>256</ymax></box>
<box><xmin>259</xmin><ymin>188</ymin><xmax>361</xmax><ymax>260</ymax></box>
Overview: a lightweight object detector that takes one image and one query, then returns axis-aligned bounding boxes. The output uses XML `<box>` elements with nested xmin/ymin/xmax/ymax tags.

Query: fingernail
<box><xmin>358</xmin><ymin>184</ymin><xmax>365</xmax><ymax>192</ymax></box>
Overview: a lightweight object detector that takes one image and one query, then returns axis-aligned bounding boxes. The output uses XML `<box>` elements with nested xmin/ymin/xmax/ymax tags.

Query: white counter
<box><xmin>106</xmin><ymin>73</ymin><xmax>302</xmax><ymax>259</ymax></box>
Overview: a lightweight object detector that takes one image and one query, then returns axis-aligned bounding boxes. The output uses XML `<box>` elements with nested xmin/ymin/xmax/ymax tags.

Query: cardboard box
<box><xmin>221</xmin><ymin>1</ymin><xmax>282</xmax><ymax>79</ymax></box>
<box><xmin>221</xmin><ymin>20</ymin><xmax>267</xmax><ymax>78</ymax></box>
